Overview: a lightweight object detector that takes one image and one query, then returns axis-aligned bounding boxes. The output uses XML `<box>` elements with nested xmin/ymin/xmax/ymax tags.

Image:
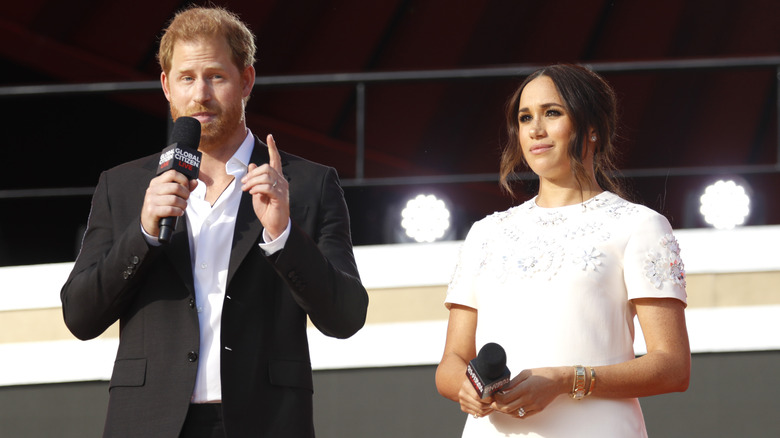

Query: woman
<box><xmin>435</xmin><ymin>64</ymin><xmax>690</xmax><ymax>437</ymax></box>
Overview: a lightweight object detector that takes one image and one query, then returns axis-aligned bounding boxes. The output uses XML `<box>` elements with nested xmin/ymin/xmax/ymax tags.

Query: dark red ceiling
<box><xmin>1</xmin><ymin>0</ymin><xmax>779</xmax><ymax>264</ymax></box>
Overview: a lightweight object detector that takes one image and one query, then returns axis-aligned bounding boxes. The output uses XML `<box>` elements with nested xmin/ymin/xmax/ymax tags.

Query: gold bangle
<box><xmin>586</xmin><ymin>367</ymin><xmax>596</xmax><ymax>396</ymax></box>
<box><xmin>570</xmin><ymin>365</ymin><xmax>586</xmax><ymax>400</ymax></box>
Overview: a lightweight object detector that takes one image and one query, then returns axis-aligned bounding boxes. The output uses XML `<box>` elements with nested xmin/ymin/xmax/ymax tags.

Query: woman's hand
<box><xmin>492</xmin><ymin>366</ymin><xmax>570</xmax><ymax>419</ymax></box>
<box><xmin>458</xmin><ymin>377</ymin><xmax>494</xmax><ymax>418</ymax></box>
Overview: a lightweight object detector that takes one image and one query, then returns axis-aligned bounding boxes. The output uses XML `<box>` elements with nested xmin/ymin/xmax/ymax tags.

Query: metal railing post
<box><xmin>355</xmin><ymin>82</ymin><xmax>366</xmax><ymax>181</ymax></box>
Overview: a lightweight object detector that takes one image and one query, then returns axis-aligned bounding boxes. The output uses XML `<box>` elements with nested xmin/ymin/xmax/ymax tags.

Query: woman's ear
<box><xmin>581</xmin><ymin>128</ymin><xmax>598</xmax><ymax>161</ymax></box>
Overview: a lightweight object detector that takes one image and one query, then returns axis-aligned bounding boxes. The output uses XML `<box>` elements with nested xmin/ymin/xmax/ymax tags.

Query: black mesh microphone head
<box><xmin>475</xmin><ymin>342</ymin><xmax>507</xmax><ymax>380</ymax></box>
<box><xmin>169</xmin><ymin>116</ymin><xmax>201</xmax><ymax>150</ymax></box>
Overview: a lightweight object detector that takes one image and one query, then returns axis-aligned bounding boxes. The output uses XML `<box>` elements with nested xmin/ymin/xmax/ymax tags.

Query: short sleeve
<box><xmin>444</xmin><ymin>220</ymin><xmax>488</xmax><ymax>310</ymax></box>
<box><xmin>623</xmin><ymin>213</ymin><xmax>687</xmax><ymax>305</ymax></box>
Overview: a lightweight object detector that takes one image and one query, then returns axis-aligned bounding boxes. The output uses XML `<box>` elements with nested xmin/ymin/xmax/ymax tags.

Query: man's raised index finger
<box><xmin>266</xmin><ymin>134</ymin><xmax>281</xmax><ymax>172</ymax></box>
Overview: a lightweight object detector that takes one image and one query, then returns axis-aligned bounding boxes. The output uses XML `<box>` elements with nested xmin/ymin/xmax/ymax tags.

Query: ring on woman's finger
<box><xmin>272</xmin><ymin>179</ymin><xmax>278</xmax><ymax>188</ymax></box>
<box><xmin>517</xmin><ymin>407</ymin><xmax>526</xmax><ymax>417</ymax></box>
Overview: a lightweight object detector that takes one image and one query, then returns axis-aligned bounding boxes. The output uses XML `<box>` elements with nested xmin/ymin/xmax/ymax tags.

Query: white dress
<box><xmin>445</xmin><ymin>192</ymin><xmax>687</xmax><ymax>437</ymax></box>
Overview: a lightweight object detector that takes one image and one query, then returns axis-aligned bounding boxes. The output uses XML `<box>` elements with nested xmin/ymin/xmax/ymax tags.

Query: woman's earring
<box><xmin>590</xmin><ymin>135</ymin><xmax>597</xmax><ymax>142</ymax></box>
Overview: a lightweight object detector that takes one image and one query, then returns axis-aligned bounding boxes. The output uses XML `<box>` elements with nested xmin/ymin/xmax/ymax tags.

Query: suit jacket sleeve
<box><xmin>272</xmin><ymin>165</ymin><xmax>368</xmax><ymax>339</ymax></box>
<box><xmin>60</xmin><ymin>164</ymin><xmax>158</xmax><ymax>340</ymax></box>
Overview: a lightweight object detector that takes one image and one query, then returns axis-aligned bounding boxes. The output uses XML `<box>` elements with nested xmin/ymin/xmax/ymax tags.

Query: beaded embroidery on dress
<box><xmin>449</xmin><ymin>191</ymin><xmax>686</xmax><ymax>291</ymax></box>
<box><xmin>645</xmin><ymin>233</ymin><xmax>686</xmax><ymax>289</ymax></box>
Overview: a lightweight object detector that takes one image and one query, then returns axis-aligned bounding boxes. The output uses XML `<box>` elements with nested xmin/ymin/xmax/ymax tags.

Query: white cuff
<box><xmin>260</xmin><ymin>219</ymin><xmax>291</xmax><ymax>255</ymax></box>
<box><xmin>141</xmin><ymin>224</ymin><xmax>161</xmax><ymax>247</ymax></box>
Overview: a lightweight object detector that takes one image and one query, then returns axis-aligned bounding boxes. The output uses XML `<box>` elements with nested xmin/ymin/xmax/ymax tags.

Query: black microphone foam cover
<box><xmin>466</xmin><ymin>342</ymin><xmax>511</xmax><ymax>399</ymax></box>
<box><xmin>168</xmin><ymin>116</ymin><xmax>201</xmax><ymax>150</ymax></box>
<box><xmin>475</xmin><ymin>342</ymin><xmax>507</xmax><ymax>380</ymax></box>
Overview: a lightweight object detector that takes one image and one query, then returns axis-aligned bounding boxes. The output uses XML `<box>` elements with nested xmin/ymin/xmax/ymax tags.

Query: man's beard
<box><xmin>170</xmin><ymin>100</ymin><xmax>245</xmax><ymax>152</ymax></box>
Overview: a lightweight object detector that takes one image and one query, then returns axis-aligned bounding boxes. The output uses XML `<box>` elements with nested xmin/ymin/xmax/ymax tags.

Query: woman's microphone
<box><xmin>466</xmin><ymin>342</ymin><xmax>511</xmax><ymax>398</ymax></box>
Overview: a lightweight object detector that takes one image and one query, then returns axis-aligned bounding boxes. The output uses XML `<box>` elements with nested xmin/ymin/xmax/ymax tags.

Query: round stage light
<box><xmin>699</xmin><ymin>180</ymin><xmax>751</xmax><ymax>230</ymax></box>
<box><xmin>400</xmin><ymin>194</ymin><xmax>451</xmax><ymax>243</ymax></box>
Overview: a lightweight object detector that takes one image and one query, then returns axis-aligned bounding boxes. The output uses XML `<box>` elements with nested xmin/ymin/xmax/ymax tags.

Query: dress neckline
<box><xmin>528</xmin><ymin>191</ymin><xmax>613</xmax><ymax>212</ymax></box>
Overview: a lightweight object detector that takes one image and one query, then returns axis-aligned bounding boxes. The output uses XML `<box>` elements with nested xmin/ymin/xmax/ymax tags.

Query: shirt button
<box><xmin>187</xmin><ymin>352</ymin><xmax>198</xmax><ymax>362</ymax></box>
<box><xmin>200</xmin><ymin>263</ymin><xmax>207</xmax><ymax>269</ymax></box>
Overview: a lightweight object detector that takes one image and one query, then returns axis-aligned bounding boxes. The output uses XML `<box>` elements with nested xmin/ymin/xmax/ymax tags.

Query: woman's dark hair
<box><xmin>499</xmin><ymin>64</ymin><xmax>624</xmax><ymax>198</ymax></box>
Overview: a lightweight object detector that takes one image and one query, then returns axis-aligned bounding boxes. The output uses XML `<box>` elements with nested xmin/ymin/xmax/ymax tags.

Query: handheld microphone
<box><xmin>466</xmin><ymin>342</ymin><xmax>511</xmax><ymax>399</ymax></box>
<box><xmin>156</xmin><ymin>116</ymin><xmax>202</xmax><ymax>244</ymax></box>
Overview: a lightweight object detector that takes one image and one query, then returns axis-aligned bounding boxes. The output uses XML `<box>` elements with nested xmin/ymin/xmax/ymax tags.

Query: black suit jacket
<box><xmin>61</xmin><ymin>137</ymin><xmax>369</xmax><ymax>437</ymax></box>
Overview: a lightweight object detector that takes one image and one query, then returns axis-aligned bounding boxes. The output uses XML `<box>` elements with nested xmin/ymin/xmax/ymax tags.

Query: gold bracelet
<box><xmin>586</xmin><ymin>367</ymin><xmax>596</xmax><ymax>396</ymax></box>
<box><xmin>570</xmin><ymin>365</ymin><xmax>586</xmax><ymax>400</ymax></box>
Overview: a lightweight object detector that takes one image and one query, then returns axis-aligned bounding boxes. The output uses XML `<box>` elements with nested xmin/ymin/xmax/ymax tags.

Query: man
<box><xmin>60</xmin><ymin>6</ymin><xmax>368</xmax><ymax>437</ymax></box>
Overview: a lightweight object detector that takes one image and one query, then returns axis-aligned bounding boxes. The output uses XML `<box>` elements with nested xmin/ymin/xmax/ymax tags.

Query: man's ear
<box><xmin>161</xmin><ymin>71</ymin><xmax>171</xmax><ymax>102</ymax></box>
<box><xmin>242</xmin><ymin>65</ymin><xmax>256</xmax><ymax>98</ymax></box>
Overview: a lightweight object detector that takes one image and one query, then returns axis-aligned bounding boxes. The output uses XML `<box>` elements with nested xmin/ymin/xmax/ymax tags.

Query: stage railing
<box><xmin>1</xmin><ymin>55</ymin><xmax>779</xmax><ymax>199</ymax></box>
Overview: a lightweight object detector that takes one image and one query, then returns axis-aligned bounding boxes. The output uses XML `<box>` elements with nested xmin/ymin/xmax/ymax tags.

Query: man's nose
<box><xmin>192</xmin><ymin>79</ymin><xmax>212</xmax><ymax>103</ymax></box>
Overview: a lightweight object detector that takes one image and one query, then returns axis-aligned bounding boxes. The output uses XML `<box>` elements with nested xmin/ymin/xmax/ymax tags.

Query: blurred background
<box><xmin>1</xmin><ymin>0</ymin><xmax>779</xmax><ymax>265</ymax></box>
<box><xmin>1</xmin><ymin>1</ymin><xmax>780</xmax><ymax>437</ymax></box>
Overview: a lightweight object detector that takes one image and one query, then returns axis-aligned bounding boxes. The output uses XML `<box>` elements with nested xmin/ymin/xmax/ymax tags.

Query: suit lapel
<box><xmin>228</xmin><ymin>190</ymin><xmax>263</xmax><ymax>285</ymax></box>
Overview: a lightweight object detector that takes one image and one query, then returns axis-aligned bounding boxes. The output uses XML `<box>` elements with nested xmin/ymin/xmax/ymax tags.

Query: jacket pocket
<box><xmin>109</xmin><ymin>358</ymin><xmax>147</xmax><ymax>389</ymax></box>
<box><xmin>268</xmin><ymin>359</ymin><xmax>313</xmax><ymax>393</ymax></box>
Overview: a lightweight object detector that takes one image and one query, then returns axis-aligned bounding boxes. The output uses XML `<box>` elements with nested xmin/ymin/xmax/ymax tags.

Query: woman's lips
<box><xmin>529</xmin><ymin>144</ymin><xmax>553</xmax><ymax>154</ymax></box>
